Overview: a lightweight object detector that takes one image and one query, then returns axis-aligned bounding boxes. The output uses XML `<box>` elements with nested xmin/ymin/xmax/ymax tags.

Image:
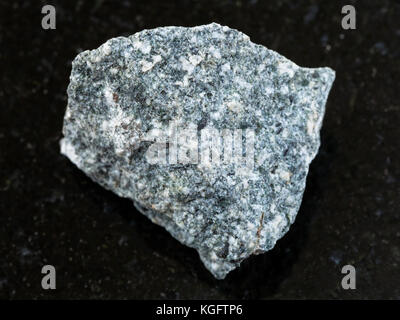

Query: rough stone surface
<box><xmin>60</xmin><ymin>23</ymin><xmax>335</xmax><ymax>279</ymax></box>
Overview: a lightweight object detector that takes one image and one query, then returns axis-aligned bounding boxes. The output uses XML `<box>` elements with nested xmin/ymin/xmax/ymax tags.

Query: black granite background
<box><xmin>1</xmin><ymin>0</ymin><xmax>399</xmax><ymax>299</ymax></box>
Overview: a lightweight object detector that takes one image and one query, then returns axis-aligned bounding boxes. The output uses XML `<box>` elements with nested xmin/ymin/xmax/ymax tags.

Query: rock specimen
<box><xmin>60</xmin><ymin>23</ymin><xmax>335</xmax><ymax>279</ymax></box>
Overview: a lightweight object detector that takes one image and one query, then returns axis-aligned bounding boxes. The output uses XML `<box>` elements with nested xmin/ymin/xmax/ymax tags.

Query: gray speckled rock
<box><xmin>60</xmin><ymin>23</ymin><xmax>335</xmax><ymax>279</ymax></box>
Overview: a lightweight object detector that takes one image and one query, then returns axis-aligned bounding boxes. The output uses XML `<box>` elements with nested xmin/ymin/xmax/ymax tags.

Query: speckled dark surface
<box><xmin>1</xmin><ymin>0</ymin><xmax>399</xmax><ymax>299</ymax></box>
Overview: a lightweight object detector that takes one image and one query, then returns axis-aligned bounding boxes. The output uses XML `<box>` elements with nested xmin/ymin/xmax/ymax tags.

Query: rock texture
<box><xmin>60</xmin><ymin>23</ymin><xmax>335</xmax><ymax>279</ymax></box>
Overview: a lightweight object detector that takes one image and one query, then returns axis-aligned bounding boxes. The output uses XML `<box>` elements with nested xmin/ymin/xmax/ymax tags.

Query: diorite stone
<box><xmin>60</xmin><ymin>23</ymin><xmax>335</xmax><ymax>279</ymax></box>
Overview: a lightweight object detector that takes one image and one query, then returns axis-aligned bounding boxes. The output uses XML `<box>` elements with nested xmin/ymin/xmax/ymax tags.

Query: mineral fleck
<box><xmin>60</xmin><ymin>23</ymin><xmax>335</xmax><ymax>279</ymax></box>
